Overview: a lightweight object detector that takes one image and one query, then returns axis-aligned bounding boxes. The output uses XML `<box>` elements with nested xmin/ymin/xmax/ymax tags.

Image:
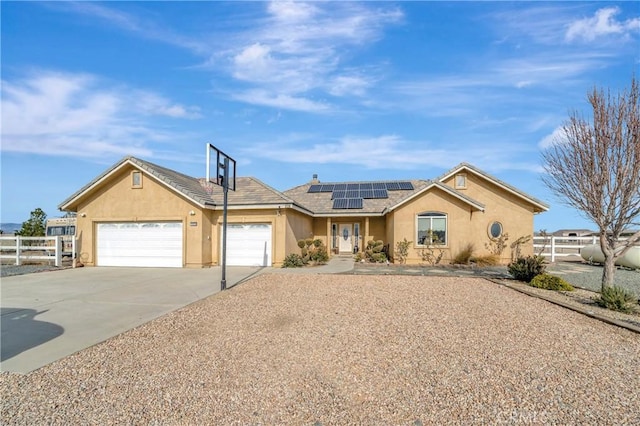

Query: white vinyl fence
<box><xmin>0</xmin><ymin>236</ymin><xmax>72</xmax><ymax>267</ymax></box>
<box><xmin>533</xmin><ymin>235</ymin><xmax>637</xmax><ymax>263</ymax></box>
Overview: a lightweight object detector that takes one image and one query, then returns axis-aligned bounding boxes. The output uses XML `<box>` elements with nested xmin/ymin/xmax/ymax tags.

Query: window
<box><xmin>454</xmin><ymin>173</ymin><xmax>467</xmax><ymax>189</ymax></box>
<box><xmin>417</xmin><ymin>212</ymin><xmax>447</xmax><ymax>245</ymax></box>
<box><xmin>332</xmin><ymin>223</ymin><xmax>337</xmax><ymax>249</ymax></box>
<box><xmin>489</xmin><ymin>221</ymin><xmax>503</xmax><ymax>239</ymax></box>
<box><xmin>132</xmin><ymin>171</ymin><xmax>142</xmax><ymax>188</ymax></box>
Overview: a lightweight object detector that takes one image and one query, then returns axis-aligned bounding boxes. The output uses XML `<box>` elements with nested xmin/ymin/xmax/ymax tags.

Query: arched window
<box><xmin>417</xmin><ymin>212</ymin><xmax>447</xmax><ymax>245</ymax></box>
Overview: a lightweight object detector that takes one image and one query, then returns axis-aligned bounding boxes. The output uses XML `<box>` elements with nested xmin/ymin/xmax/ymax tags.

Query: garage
<box><xmin>97</xmin><ymin>222</ymin><xmax>183</xmax><ymax>267</ymax></box>
<box><xmin>225</xmin><ymin>223</ymin><xmax>272</xmax><ymax>266</ymax></box>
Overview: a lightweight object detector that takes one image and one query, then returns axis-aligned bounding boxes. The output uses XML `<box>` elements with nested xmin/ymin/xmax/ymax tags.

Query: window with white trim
<box><xmin>454</xmin><ymin>173</ymin><xmax>467</xmax><ymax>189</ymax></box>
<box><xmin>417</xmin><ymin>212</ymin><xmax>447</xmax><ymax>245</ymax></box>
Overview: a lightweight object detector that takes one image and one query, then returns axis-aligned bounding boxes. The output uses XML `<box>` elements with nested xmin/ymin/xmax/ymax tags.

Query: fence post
<box><xmin>55</xmin><ymin>236</ymin><xmax>62</xmax><ymax>267</ymax></box>
<box><xmin>15</xmin><ymin>235</ymin><xmax>21</xmax><ymax>266</ymax></box>
<box><xmin>550</xmin><ymin>237</ymin><xmax>556</xmax><ymax>263</ymax></box>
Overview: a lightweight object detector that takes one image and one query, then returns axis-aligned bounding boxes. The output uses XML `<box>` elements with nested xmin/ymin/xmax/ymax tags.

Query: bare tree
<box><xmin>542</xmin><ymin>77</ymin><xmax>640</xmax><ymax>290</ymax></box>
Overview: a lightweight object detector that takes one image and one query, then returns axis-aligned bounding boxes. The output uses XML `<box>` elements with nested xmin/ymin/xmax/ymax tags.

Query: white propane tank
<box><xmin>581</xmin><ymin>244</ymin><xmax>640</xmax><ymax>269</ymax></box>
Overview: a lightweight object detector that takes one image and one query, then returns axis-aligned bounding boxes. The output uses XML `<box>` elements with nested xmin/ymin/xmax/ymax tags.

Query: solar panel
<box><xmin>346</xmin><ymin>183</ymin><xmax>359</xmax><ymax>191</ymax></box>
<box><xmin>346</xmin><ymin>190</ymin><xmax>359</xmax><ymax>198</ymax></box>
<box><xmin>308</xmin><ymin>185</ymin><xmax>322</xmax><ymax>193</ymax></box>
<box><xmin>332</xmin><ymin>198</ymin><xmax>348</xmax><ymax>209</ymax></box>
<box><xmin>360</xmin><ymin>189</ymin><xmax>374</xmax><ymax>199</ymax></box>
<box><xmin>385</xmin><ymin>182</ymin><xmax>400</xmax><ymax>191</ymax></box>
<box><xmin>334</xmin><ymin>183</ymin><xmax>347</xmax><ymax>191</ymax></box>
<box><xmin>360</xmin><ymin>183</ymin><xmax>373</xmax><ymax>190</ymax></box>
<box><xmin>348</xmin><ymin>198</ymin><xmax>363</xmax><ymax>209</ymax></box>
<box><xmin>320</xmin><ymin>184</ymin><xmax>335</xmax><ymax>192</ymax></box>
<box><xmin>372</xmin><ymin>182</ymin><xmax>386</xmax><ymax>190</ymax></box>
<box><xmin>332</xmin><ymin>190</ymin><xmax>346</xmax><ymax>199</ymax></box>
<box><xmin>373</xmin><ymin>189</ymin><xmax>388</xmax><ymax>199</ymax></box>
<box><xmin>397</xmin><ymin>181</ymin><xmax>414</xmax><ymax>190</ymax></box>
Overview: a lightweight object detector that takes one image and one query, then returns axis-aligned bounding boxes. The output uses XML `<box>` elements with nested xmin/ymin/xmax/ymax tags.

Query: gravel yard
<box><xmin>2</xmin><ymin>274</ymin><xmax>639</xmax><ymax>425</ymax></box>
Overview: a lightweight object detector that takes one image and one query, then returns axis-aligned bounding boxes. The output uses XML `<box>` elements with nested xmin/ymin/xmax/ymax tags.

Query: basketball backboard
<box><xmin>206</xmin><ymin>143</ymin><xmax>236</xmax><ymax>191</ymax></box>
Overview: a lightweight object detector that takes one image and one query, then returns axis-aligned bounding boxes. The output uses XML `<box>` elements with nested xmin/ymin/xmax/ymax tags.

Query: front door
<box><xmin>338</xmin><ymin>224</ymin><xmax>353</xmax><ymax>253</ymax></box>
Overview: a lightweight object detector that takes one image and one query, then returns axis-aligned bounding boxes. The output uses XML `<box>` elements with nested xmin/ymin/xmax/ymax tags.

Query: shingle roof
<box><xmin>283</xmin><ymin>179</ymin><xmax>485</xmax><ymax>216</ymax></box>
<box><xmin>59</xmin><ymin>156</ymin><xmax>295</xmax><ymax>211</ymax></box>
<box><xmin>59</xmin><ymin>156</ymin><xmax>543</xmax><ymax>217</ymax></box>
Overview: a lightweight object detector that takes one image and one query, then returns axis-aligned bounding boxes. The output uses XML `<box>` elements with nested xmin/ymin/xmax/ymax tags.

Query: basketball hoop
<box><xmin>206</xmin><ymin>143</ymin><xmax>237</xmax><ymax>290</ymax></box>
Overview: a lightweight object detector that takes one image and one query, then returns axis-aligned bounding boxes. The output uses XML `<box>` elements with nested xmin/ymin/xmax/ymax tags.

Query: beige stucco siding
<box><xmin>283</xmin><ymin>210</ymin><xmax>314</xmax><ymax>263</ymax></box>
<box><xmin>391</xmin><ymin>188</ymin><xmax>476</xmax><ymax>264</ymax></box>
<box><xmin>442</xmin><ymin>173</ymin><xmax>536</xmax><ymax>260</ymax></box>
<box><xmin>73</xmin><ymin>166</ymin><xmax>204</xmax><ymax>267</ymax></box>
<box><xmin>367</xmin><ymin>217</ymin><xmax>386</xmax><ymax>245</ymax></box>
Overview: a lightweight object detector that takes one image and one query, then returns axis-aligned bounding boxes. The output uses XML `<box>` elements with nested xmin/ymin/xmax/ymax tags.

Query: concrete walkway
<box><xmin>1</xmin><ymin>266</ymin><xmax>261</xmax><ymax>374</ymax></box>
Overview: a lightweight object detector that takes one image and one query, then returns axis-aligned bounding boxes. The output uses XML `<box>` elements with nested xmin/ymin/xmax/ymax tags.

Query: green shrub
<box><xmin>452</xmin><ymin>243</ymin><xmax>474</xmax><ymax>264</ymax></box>
<box><xmin>309</xmin><ymin>245</ymin><xmax>329</xmax><ymax>263</ymax></box>
<box><xmin>507</xmin><ymin>255</ymin><xmax>546</xmax><ymax>282</ymax></box>
<box><xmin>595</xmin><ymin>286</ymin><xmax>637</xmax><ymax>313</ymax></box>
<box><xmin>294</xmin><ymin>238</ymin><xmax>330</xmax><ymax>266</ymax></box>
<box><xmin>529</xmin><ymin>274</ymin><xmax>574</xmax><ymax>291</ymax></box>
<box><xmin>282</xmin><ymin>253</ymin><xmax>305</xmax><ymax>268</ymax></box>
<box><xmin>364</xmin><ymin>240</ymin><xmax>387</xmax><ymax>263</ymax></box>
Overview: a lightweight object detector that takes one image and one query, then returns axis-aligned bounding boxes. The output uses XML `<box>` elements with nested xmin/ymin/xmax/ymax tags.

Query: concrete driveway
<box><xmin>1</xmin><ymin>266</ymin><xmax>262</xmax><ymax>374</ymax></box>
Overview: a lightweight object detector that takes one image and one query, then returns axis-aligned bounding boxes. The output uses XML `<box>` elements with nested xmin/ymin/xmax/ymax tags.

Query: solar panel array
<box><xmin>307</xmin><ymin>181</ymin><xmax>414</xmax><ymax>209</ymax></box>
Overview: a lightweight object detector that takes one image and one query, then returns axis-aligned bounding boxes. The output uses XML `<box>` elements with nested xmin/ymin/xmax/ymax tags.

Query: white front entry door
<box><xmin>338</xmin><ymin>224</ymin><xmax>353</xmax><ymax>253</ymax></box>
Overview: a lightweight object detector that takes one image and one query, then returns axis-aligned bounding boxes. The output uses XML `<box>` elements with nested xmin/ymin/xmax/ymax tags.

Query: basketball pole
<box><xmin>220</xmin><ymin>156</ymin><xmax>229</xmax><ymax>291</ymax></box>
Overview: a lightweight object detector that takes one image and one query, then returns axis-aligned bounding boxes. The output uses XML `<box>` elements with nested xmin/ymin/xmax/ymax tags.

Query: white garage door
<box><xmin>97</xmin><ymin>222</ymin><xmax>183</xmax><ymax>267</ymax></box>
<box><xmin>225</xmin><ymin>223</ymin><xmax>272</xmax><ymax>266</ymax></box>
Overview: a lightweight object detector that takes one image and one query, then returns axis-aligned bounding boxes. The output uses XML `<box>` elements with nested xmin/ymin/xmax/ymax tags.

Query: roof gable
<box><xmin>437</xmin><ymin>162</ymin><xmax>549</xmax><ymax>212</ymax></box>
<box><xmin>387</xmin><ymin>181</ymin><xmax>485</xmax><ymax>213</ymax></box>
<box><xmin>59</xmin><ymin>156</ymin><xmax>295</xmax><ymax>212</ymax></box>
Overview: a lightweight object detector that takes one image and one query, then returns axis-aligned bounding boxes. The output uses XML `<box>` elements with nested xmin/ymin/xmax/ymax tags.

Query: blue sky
<box><xmin>1</xmin><ymin>1</ymin><xmax>639</xmax><ymax>232</ymax></box>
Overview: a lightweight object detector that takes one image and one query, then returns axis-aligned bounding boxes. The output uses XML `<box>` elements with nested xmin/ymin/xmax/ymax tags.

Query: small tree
<box><xmin>541</xmin><ymin>76</ymin><xmax>640</xmax><ymax>290</ymax></box>
<box><xmin>16</xmin><ymin>208</ymin><xmax>47</xmax><ymax>237</ymax></box>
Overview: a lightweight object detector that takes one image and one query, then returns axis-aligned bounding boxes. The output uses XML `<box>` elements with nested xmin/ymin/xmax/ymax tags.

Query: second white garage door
<box><xmin>97</xmin><ymin>222</ymin><xmax>183</xmax><ymax>267</ymax></box>
<box><xmin>225</xmin><ymin>223</ymin><xmax>272</xmax><ymax>266</ymax></box>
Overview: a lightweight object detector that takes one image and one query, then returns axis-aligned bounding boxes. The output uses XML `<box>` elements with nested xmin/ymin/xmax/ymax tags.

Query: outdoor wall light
<box><xmin>189</xmin><ymin>210</ymin><xmax>196</xmax><ymax>216</ymax></box>
<box><xmin>80</xmin><ymin>213</ymin><xmax>87</xmax><ymax>217</ymax></box>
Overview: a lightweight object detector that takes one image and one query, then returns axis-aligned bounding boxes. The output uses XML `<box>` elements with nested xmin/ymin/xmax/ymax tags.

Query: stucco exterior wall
<box><xmin>391</xmin><ymin>188</ymin><xmax>475</xmax><ymax>264</ymax></box>
<box><xmin>73</xmin><ymin>166</ymin><xmax>204</xmax><ymax>267</ymax></box>
<box><xmin>441</xmin><ymin>172</ymin><xmax>536</xmax><ymax>261</ymax></box>
<box><xmin>284</xmin><ymin>209</ymin><xmax>314</xmax><ymax>262</ymax></box>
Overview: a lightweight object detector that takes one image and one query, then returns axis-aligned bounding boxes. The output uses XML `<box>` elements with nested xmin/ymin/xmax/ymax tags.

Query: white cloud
<box><xmin>222</xmin><ymin>1</ymin><xmax>403</xmax><ymax>110</ymax></box>
<box><xmin>267</xmin><ymin>1</ymin><xmax>319</xmax><ymax>23</ymax></box>
<box><xmin>52</xmin><ymin>1</ymin><xmax>402</xmax><ymax>112</ymax></box>
<box><xmin>231</xmin><ymin>90</ymin><xmax>330</xmax><ymax>113</ymax></box>
<box><xmin>566</xmin><ymin>7</ymin><xmax>640</xmax><ymax>42</ymax></box>
<box><xmin>245</xmin><ymin>134</ymin><xmax>539</xmax><ymax>172</ymax></box>
<box><xmin>539</xmin><ymin>126</ymin><xmax>568</xmax><ymax>149</ymax></box>
<box><xmin>1</xmin><ymin>71</ymin><xmax>200</xmax><ymax>158</ymax></box>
